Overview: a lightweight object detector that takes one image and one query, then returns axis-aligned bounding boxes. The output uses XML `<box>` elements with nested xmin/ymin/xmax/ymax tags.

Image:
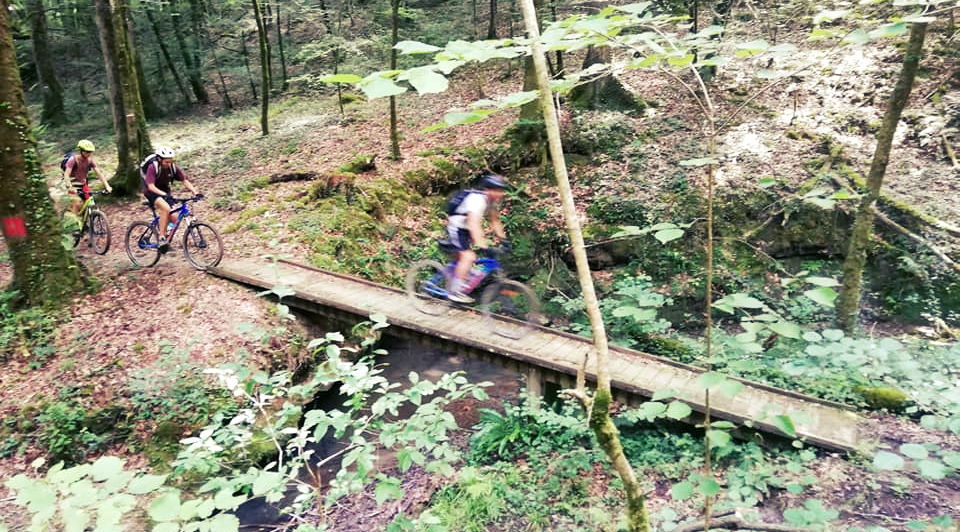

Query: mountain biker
<box><xmin>142</xmin><ymin>146</ymin><xmax>200</xmax><ymax>252</ymax></box>
<box><xmin>446</xmin><ymin>173</ymin><xmax>509</xmax><ymax>303</ymax></box>
<box><xmin>63</xmin><ymin>140</ymin><xmax>112</xmax><ymax>214</ymax></box>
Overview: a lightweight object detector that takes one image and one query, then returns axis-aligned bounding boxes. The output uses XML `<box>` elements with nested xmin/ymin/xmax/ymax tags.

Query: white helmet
<box><xmin>155</xmin><ymin>146</ymin><xmax>176</xmax><ymax>159</ymax></box>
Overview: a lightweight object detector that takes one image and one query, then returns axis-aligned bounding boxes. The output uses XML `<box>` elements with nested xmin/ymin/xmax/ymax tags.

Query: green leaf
<box><xmin>318</xmin><ymin>73</ymin><xmax>362</xmax><ymax>84</ymax></box>
<box><xmin>358</xmin><ymin>74</ymin><xmax>407</xmax><ymax>99</ymax></box>
<box><xmin>91</xmin><ymin>456</ymin><xmax>125</xmax><ymax>481</ymax></box>
<box><xmin>768</xmin><ymin>321</ymin><xmax>801</xmax><ymax>339</ymax></box>
<box><xmin>718</xmin><ymin>379</ymin><xmax>744</xmax><ymax>398</ymax></box>
<box><xmin>813</xmin><ymin>9</ymin><xmax>849</xmax><ymax>24</ymax></box>
<box><xmin>698</xmin><ymin>372</ymin><xmax>725</xmax><ymax>388</ymax></box>
<box><xmin>804</xmin><ymin>287</ymin><xmax>837</xmax><ymax>307</ymax></box>
<box><xmin>252</xmin><ymin>471</ymin><xmax>284</xmax><ymax>497</ymax></box>
<box><xmin>917</xmin><ymin>459</ymin><xmax>948</xmax><ymax>480</ymax></box>
<box><xmin>127</xmin><ymin>474</ymin><xmax>168</xmax><ymax>495</ymax></box>
<box><xmin>773</xmin><ymin>415</ymin><xmax>797</xmax><ymax>437</ymax></box>
<box><xmin>616</xmin><ymin>2</ymin><xmax>652</xmax><ymax>14</ymax></box>
<box><xmin>899</xmin><ymin>443</ymin><xmax>929</xmax><ymax>460</ymax></box>
<box><xmin>698</xmin><ymin>478</ymin><xmax>721</xmax><ymax>496</ymax></box>
<box><xmin>869</xmin><ymin>22</ymin><xmax>908</xmax><ymax>40</ymax></box>
<box><xmin>403</xmin><ymin>68</ymin><xmax>449</xmax><ymax>94</ymax></box>
<box><xmin>707</xmin><ymin>430</ymin><xmax>732</xmax><ymax>448</ymax></box>
<box><xmin>205</xmin><ymin>514</ymin><xmax>241</xmax><ymax>532</ymax></box>
<box><xmin>806</xmin><ymin>276</ymin><xmax>840</xmax><ymax>287</ymax></box>
<box><xmin>152</xmin><ymin>523</ymin><xmax>179</xmax><ymax>532</ymax></box>
<box><xmin>804</xmin><ymin>196</ymin><xmax>836</xmax><ymax>209</ymax></box>
<box><xmin>374</xmin><ymin>477</ymin><xmax>404</xmax><ymax>504</ymax></box>
<box><xmin>873</xmin><ymin>451</ymin><xmax>905</xmax><ymax>470</ymax></box>
<box><xmin>735</xmin><ymin>39</ymin><xmax>770</xmax><ymax>57</ymax></box>
<box><xmin>395</xmin><ymin>40</ymin><xmax>442</xmax><ymax>54</ymax></box>
<box><xmin>670</xmin><ymin>480</ymin><xmax>694</xmax><ymax>500</ymax></box>
<box><xmin>842</xmin><ymin>29</ymin><xmax>871</xmax><ymax>45</ymax></box>
<box><xmin>758</xmin><ymin>177</ymin><xmax>777</xmax><ymax>188</ymax></box>
<box><xmin>654</xmin><ymin>228</ymin><xmax>684</xmax><ymax>244</ymax></box>
<box><xmin>665</xmin><ymin>401</ymin><xmax>692</xmax><ymax>419</ymax></box>
<box><xmin>148</xmin><ymin>490</ymin><xmax>182</xmax><ymax>522</ymax></box>
<box><xmin>667</xmin><ymin>54</ymin><xmax>695</xmax><ymax>67</ymax></box>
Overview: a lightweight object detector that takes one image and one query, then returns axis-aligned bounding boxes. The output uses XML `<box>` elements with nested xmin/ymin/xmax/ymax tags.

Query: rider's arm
<box><xmin>63</xmin><ymin>157</ymin><xmax>74</xmax><ymax>182</ymax></box>
<box><xmin>488</xmin><ymin>207</ymin><xmax>506</xmax><ymax>241</ymax></box>
<box><xmin>91</xmin><ymin>163</ymin><xmax>112</xmax><ymax>193</ymax></box>
<box><xmin>181</xmin><ymin>177</ymin><xmax>199</xmax><ymax>196</ymax></box>
<box><xmin>466</xmin><ymin>210</ymin><xmax>487</xmax><ymax>249</ymax></box>
<box><xmin>144</xmin><ymin>164</ymin><xmax>168</xmax><ymax>197</ymax></box>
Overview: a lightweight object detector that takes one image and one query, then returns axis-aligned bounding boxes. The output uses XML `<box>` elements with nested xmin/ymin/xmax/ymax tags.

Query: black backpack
<box><xmin>446</xmin><ymin>189</ymin><xmax>477</xmax><ymax>216</ymax></box>
<box><xmin>60</xmin><ymin>151</ymin><xmax>75</xmax><ymax>172</ymax></box>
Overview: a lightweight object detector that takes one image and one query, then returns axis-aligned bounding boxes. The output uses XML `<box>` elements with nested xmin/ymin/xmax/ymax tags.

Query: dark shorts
<box><xmin>144</xmin><ymin>190</ymin><xmax>170</xmax><ymax>209</ymax></box>
<box><xmin>447</xmin><ymin>227</ymin><xmax>473</xmax><ymax>251</ymax></box>
<box><xmin>68</xmin><ymin>183</ymin><xmax>90</xmax><ymax>200</ymax></box>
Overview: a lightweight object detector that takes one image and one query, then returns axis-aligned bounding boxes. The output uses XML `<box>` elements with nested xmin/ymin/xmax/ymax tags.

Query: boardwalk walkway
<box><xmin>209</xmin><ymin>258</ymin><xmax>864</xmax><ymax>452</ymax></box>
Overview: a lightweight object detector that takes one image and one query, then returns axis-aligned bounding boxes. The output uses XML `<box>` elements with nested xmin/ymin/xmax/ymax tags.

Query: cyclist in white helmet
<box><xmin>142</xmin><ymin>146</ymin><xmax>200</xmax><ymax>251</ymax></box>
<box><xmin>445</xmin><ymin>173</ymin><xmax>509</xmax><ymax>303</ymax></box>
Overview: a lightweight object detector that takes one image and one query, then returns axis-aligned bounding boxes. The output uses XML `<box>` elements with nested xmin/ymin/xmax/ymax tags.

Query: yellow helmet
<box><xmin>76</xmin><ymin>140</ymin><xmax>95</xmax><ymax>152</ymax></box>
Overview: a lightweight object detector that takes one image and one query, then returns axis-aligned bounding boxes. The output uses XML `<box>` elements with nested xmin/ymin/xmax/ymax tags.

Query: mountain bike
<box><xmin>405</xmin><ymin>241</ymin><xmax>540</xmax><ymax>339</ymax></box>
<box><xmin>72</xmin><ymin>190</ymin><xmax>111</xmax><ymax>255</ymax></box>
<box><xmin>124</xmin><ymin>195</ymin><xmax>224</xmax><ymax>270</ymax></box>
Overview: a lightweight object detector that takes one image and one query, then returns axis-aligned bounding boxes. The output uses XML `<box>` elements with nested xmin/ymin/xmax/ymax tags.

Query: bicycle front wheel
<box><xmin>124</xmin><ymin>221</ymin><xmax>160</xmax><ymax>267</ymax></box>
<box><xmin>183</xmin><ymin>222</ymin><xmax>224</xmax><ymax>270</ymax></box>
<box><xmin>89</xmin><ymin>211</ymin><xmax>111</xmax><ymax>255</ymax></box>
<box><xmin>480</xmin><ymin>280</ymin><xmax>540</xmax><ymax>340</ymax></box>
<box><xmin>405</xmin><ymin>259</ymin><xmax>452</xmax><ymax>316</ymax></box>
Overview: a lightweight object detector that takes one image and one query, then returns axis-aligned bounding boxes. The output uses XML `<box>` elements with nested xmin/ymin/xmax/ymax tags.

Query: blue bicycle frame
<box><xmin>137</xmin><ymin>198</ymin><xmax>193</xmax><ymax>251</ymax></box>
<box><xmin>423</xmin><ymin>256</ymin><xmax>502</xmax><ymax>300</ymax></box>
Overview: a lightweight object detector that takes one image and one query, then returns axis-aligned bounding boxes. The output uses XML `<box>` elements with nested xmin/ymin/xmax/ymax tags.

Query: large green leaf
<box><xmin>899</xmin><ymin>443</ymin><xmax>929</xmax><ymax>460</ymax></box>
<box><xmin>804</xmin><ymin>287</ymin><xmax>838</xmax><ymax>307</ymax></box>
<box><xmin>358</xmin><ymin>74</ymin><xmax>406</xmax><ymax>99</ymax></box>
<box><xmin>395</xmin><ymin>40</ymin><xmax>442</xmax><ymax>54</ymax></box>
<box><xmin>252</xmin><ymin>471</ymin><xmax>284</xmax><ymax>497</ymax></box>
<box><xmin>665</xmin><ymin>401</ymin><xmax>692</xmax><ymax>419</ymax></box>
<box><xmin>318</xmin><ymin>73</ymin><xmax>362</xmax><ymax>84</ymax></box>
<box><xmin>873</xmin><ymin>451</ymin><xmax>905</xmax><ymax>470</ymax></box>
<box><xmin>90</xmin><ymin>456</ymin><xmax>125</xmax><ymax>482</ymax></box>
<box><xmin>768</xmin><ymin>321</ymin><xmax>802</xmax><ymax>339</ymax></box>
<box><xmin>773</xmin><ymin>415</ymin><xmax>797</xmax><ymax>437</ymax></box>
<box><xmin>375</xmin><ymin>476</ymin><xmax>404</xmax><ymax>504</ymax></box>
<box><xmin>869</xmin><ymin>22</ymin><xmax>908</xmax><ymax>40</ymax></box>
<box><xmin>127</xmin><ymin>474</ymin><xmax>168</xmax><ymax>495</ymax></box>
<box><xmin>404</xmin><ymin>68</ymin><xmax>449</xmax><ymax>94</ymax></box>
<box><xmin>670</xmin><ymin>480</ymin><xmax>694</xmax><ymax>500</ymax></box>
<box><xmin>654</xmin><ymin>228</ymin><xmax>684</xmax><ymax>244</ymax></box>
<box><xmin>148</xmin><ymin>490</ymin><xmax>182</xmax><ymax>522</ymax></box>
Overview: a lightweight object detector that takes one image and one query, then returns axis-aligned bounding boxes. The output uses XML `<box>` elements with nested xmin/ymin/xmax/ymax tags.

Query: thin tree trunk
<box><xmin>241</xmin><ymin>30</ymin><xmax>258</xmax><ymax>100</ymax></box>
<box><xmin>146</xmin><ymin>7</ymin><xmax>192</xmax><ymax>105</ymax></box>
<box><xmin>172</xmin><ymin>9</ymin><xmax>209</xmax><ymax>103</ymax></box>
<box><xmin>837</xmin><ymin>23</ymin><xmax>928</xmax><ymax>333</ymax></box>
<box><xmin>518</xmin><ymin>0</ymin><xmax>543</xmax><ymax>120</ymax></box>
<box><xmin>274</xmin><ymin>1</ymin><xmax>288</xmax><ymax>91</ymax></box>
<box><xmin>487</xmin><ymin>0</ymin><xmax>497</xmax><ymax>39</ymax></box>
<box><xmin>94</xmin><ymin>0</ymin><xmax>152</xmax><ymax>194</ymax></box>
<box><xmin>517</xmin><ymin>0</ymin><xmax>649</xmax><ymax>530</ymax></box>
<box><xmin>550</xmin><ymin>0</ymin><xmax>562</xmax><ymax>75</ymax></box>
<box><xmin>388</xmin><ymin>0</ymin><xmax>400</xmax><ymax>160</ymax></box>
<box><xmin>210</xmin><ymin>45</ymin><xmax>234</xmax><ymax>109</ymax></box>
<box><xmin>128</xmin><ymin>14</ymin><xmax>161</xmax><ymax>120</ymax></box>
<box><xmin>27</xmin><ymin>0</ymin><xmax>66</xmax><ymax>125</ymax></box>
<box><xmin>0</xmin><ymin>0</ymin><xmax>84</xmax><ymax>307</ymax></box>
<box><xmin>252</xmin><ymin>0</ymin><xmax>270</xmax><ymax>135</ymax></box>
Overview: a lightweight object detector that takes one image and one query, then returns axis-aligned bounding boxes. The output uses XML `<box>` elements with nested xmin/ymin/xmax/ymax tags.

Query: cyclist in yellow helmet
<box><xmin>63</xmin><ymin>139</ymin><xmax>112</xmax><ymax>214</ymax></box>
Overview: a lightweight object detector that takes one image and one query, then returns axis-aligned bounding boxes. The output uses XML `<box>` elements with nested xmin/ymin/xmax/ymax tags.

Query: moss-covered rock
<box><xmin>855</xmin><ymin>386</ymin><xmax>909</xmax><ymax>411</ymax></box>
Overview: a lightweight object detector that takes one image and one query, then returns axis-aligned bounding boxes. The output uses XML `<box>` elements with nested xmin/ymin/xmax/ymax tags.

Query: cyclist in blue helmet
<box><xmin>446</xmin><ymin>173</ymin><xmax>509</xmax><ymax>303</ymax></box>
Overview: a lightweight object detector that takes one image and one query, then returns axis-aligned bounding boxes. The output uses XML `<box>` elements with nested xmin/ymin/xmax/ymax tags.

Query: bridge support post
<box><xmin>526</xmin><ymin>367</ymin><xmax>543</xmax><ymax>410</ymax></box>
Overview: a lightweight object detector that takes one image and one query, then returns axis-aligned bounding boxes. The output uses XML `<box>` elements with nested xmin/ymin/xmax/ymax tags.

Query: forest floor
<box><xmin>1</xmin><ymin>25</ymin><xmax>959</xmax><ymax>530</ymax></box>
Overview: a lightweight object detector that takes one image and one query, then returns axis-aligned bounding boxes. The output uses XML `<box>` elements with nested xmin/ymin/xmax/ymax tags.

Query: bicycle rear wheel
<box><xmin>183</xmin><ymin>222</ymin><xmax>224</xmax><ymax>270</ymax></box>
<box><xmin>405</xmin><ymin>259</ymin><xmax>452</xmax><ymax>316</ymax></box>
<box><xmin>480</xmin><ymin>279</ymin><xmax>540</xmax><ymax>340</ymax></box>
<box><xmin>89</xmin><ymin>211</ymin><xmax>111</xmax><ymax>255</ymax></box>
<box><xmin>125</xmin><ymin>221</ymin><xmax>160</xmax><ymax>267</ymax></box>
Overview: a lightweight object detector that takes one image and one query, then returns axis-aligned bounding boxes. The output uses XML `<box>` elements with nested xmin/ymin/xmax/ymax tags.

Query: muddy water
<box><xmin>235</xmin><ymin>331</ymin><xmax>523</xmax><ymax>529</ymax></box>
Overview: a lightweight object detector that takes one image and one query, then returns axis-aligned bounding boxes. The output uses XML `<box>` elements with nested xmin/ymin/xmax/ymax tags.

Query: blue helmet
<box><xmin>478</xmin><ymin>173</ymin><xmax>508</xmax><ymax>190</ymax></box>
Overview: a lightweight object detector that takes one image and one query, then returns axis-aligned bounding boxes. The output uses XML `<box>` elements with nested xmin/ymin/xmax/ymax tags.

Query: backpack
<box><xmin>60</xmin><ymin>151</ymin><xmax>75</xmax><ymax>172</ymax></box>
<box><xmin>139</xmin><ymin>153</ymin><xmax>160</xmax><ymax>179</ymax></box>
<box><xmin>446</xmin><ymin>189</ymin><xmax>478</xmax><ymax>216</ymax></box>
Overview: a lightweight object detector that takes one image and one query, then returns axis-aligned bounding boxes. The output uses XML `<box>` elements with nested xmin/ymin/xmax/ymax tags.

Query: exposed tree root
<box><xmin>673</xmin><ymin>515</ymin><xmax>807</xmax><ymax>532</ymax></box>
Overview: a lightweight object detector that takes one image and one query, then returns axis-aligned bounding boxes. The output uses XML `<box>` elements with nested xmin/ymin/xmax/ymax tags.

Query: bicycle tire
<box><xmin>183</xmin><ymin>222</ymin><xmax>224</xmax><ymax>270</ymax></box>
<box><xmin>89</xmin><ymin>211</ymin><xmax>111</xmax><ymax>255</ymax></box>
<box><xmin>405</xmin><ymin>259</ymin><xmax>453</xmax><ymax>316</ymax></box>
<box><xmin>480</xmin><ymin>279</ymin><xmax>540</xmax><ymax>340</ymax></box>
<box><xmin>124</xmin><ymin>221</ymin><xmax>160</xmax><ymax>268</ymax></box>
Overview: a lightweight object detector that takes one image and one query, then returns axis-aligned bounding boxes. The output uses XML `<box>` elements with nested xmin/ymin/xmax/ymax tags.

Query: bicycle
<box><xmin>124</xmin><ymin>195</ymin><xmax>224</xmax><ymax>270</ymax></box>
<box><xmin>405</xmin><ymin>240</ymin><xmax>540</xmax><ymax>339</ymax></box>
<box><xmin>71</xmin><ymin>190</ymin><xmax>111</xmax><ymax>255</ymax></box>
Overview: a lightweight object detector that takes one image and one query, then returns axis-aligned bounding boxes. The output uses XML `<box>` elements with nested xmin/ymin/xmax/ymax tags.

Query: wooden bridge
<box><xmin>209</xmin><ymin>258</ymin><xmax>865</xmax><ymax>452</ymax></box>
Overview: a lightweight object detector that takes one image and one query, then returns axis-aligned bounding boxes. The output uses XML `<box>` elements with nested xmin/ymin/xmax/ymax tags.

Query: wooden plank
<box><xmin>209</xmin><ymin>258</ymin><xmax>865</xmax><ymax>452</ymax></box>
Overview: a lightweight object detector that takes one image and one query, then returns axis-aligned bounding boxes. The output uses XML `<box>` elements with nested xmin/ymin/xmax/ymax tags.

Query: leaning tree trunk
<box><xmin>0</xmin><ymin>0</ymin><xmax>84</xmax><ymax>308</ymax></box>
<box><xmin>252</xmin><ymin>0</ymin><xmax>270</xmax><ymax>135</ymax></box>
<box><xmin>27</xmin><ymin>0</ymin><xmax>66</xmax><ymax>125</ymax></box>
<box><xmin>172</xmin><ymin>10</ymin><xmax>209</xmax><ymax>103</ymax></box>
<box><xmin>274</xmin><ymin>0</ymin><xmax>288</xmax><ymax>92</ymax></box>
<box><xmin>94</xmin><ymin>0</ymin><xmax>152</xmax><ymax>194</ymax></box>
<box><xmin>241</xmin><ymin>30</ymin><xmax>259</xmax><ymax>100</ymax></box>
<box><xmin>128</xmin><ymin>15</ymin><xmax>161</xmax><ymax>120</ymax></box>
<box><xmin>388</xmin><ymin>0</ymin><xmax>401</xmax><ymax>160</ymax></box>
<box><xmin>487</xmin><ymin>0</ymin><xmax>497</xmax><ymax>38</ymax></box>
<box><xmin>518</xmin><ymin>0</ymin><xmax>650</xmax><ymax>530</ymax></box>
<box><xmin>146</xmin><ymin>7</ymin><xmax>192</xmax><ymax>105</ymax></box>
<box><xmin>837</xmin><ymin>22</ymin><xmax>928</xmax><ymax>333</ymax></box>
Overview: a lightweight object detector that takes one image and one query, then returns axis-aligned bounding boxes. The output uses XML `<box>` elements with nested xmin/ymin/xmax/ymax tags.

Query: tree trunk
<box><xmin>0</xmin><ymin>0</ymin><xmax>84</xmax><ymax>308</ymax></box>
<box><xmin>569</xmin><ymin>45</ymin><xmax>635</xmax><ymax>110</ymax></box>
<box><xmin>388</xmin><ymin>0</ymin><xmax>400</xmax><ymax>160</ymax></box>
<box><xmin>487</xmin><ymin>0</ymin><xmax>497</xmax><ymax>39</ymax></box>
<box><xmin>837</xmin><ymin>23</ymin><xmax>928</xmax><ymax>333</ymax></box>
<box><xmin>252</xmin><ymin>0</ymin><xmax>270</xmax><ymax>135</ymax></box>
<box><xmin>128</xmin><ymin>14</ymin><xmax>161</xmax><ymax>120</ymax></box>
<box><xmin>27</xmin><ymin>0</ymin><xmax>66</xmax><ymax>125</ymax></box>
<box><xmin>94</xmin><ymin>0</ymin><xmax>152</xmax><ymax>195</ymax></box>
<box><xmin>172</xmin><ymin>10</ymin><xmax>209</xmax><ymax>103</ymax></box>
<box><xmin>517</xmin><ymin>0</ymin><xmax>650</xmax><ymax>530</ymax></box>
<box><xmin>146</xmin><ymin>7</ymin><xmax>192</xmax><ymax>105</ymax></box>
<box><xmin>274</xmin><ymin>1</ymin><xmax>288</xmax><ymax>91</ymax></box>
<box><xmin>241</xmin><ymin>30</ymin><xmax>258</xmax><ymax>100</ymax></box>
<box><xmin>518</xmin><ymin>0</ymin><xmax>543</xmax><ymax>121</ymax></box>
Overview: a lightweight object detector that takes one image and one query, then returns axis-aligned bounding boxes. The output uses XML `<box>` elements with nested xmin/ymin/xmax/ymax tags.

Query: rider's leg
<box><xmin>453</xmin><ymin>249</ymin><xmax>476</xmax><ymax>292</ymax></box>
<box><xmin>155</xmin><ymin>197</ymin><xmax>172</xmax><ymax>239</ymax></box>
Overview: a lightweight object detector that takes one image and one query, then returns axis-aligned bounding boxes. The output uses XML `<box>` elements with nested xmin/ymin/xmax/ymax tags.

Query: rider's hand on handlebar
<box><xmin>194</xmin><ymin>193</ymin><xmax>205</xmax><ymax>200</ymax></box>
